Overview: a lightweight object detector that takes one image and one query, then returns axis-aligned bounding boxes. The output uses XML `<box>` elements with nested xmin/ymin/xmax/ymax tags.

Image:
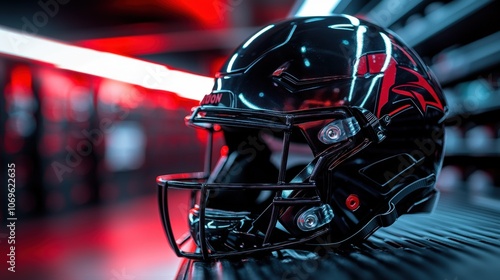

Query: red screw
<box><xmin>346</xmin><ymin>194</ymin><xmax>360</xmax><ymax>211</ymax></box>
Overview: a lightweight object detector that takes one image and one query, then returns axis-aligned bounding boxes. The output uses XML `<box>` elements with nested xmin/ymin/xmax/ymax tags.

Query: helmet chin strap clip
<box><xmin>353</xmin><ymin>107</ymin><xmax>387</xmax><ymax>143</ymax></box>
<box><xmin>317</xmin><ymin>108</ymin><xmax>387</xmax><ymax>147</ymax></box>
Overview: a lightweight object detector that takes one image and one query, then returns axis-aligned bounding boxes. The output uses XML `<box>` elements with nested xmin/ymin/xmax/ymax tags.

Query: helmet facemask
<box><xmin>157</xmin><ymin>106</ymin><xmax>386</xmax><ymax>260</ymax></box>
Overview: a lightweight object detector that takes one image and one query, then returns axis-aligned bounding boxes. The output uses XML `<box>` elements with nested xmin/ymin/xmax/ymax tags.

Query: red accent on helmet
<box><xmin>346</xmin><ymin>194</ymin><xmax>360</xmax><ymax>211</ymax></box>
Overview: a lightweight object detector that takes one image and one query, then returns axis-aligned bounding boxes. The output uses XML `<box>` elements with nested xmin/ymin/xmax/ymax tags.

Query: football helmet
<box><xmin>157</xmin><ymin>14</ymin><xmax>447</xmax><ymax>260</ymax></box>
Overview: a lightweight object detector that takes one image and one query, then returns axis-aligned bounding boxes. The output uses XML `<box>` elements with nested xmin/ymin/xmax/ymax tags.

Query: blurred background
<box><xmin>0</xmin><ymin>0</ymin><xmax>499</xmax><ymax>279</ymax></box>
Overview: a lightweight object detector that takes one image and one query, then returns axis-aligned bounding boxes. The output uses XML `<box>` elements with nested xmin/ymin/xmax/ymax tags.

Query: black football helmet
<box><xmin>157</xmin><ymin>14</ymin><xmax>447</xmax><ymax>260</ymax></box>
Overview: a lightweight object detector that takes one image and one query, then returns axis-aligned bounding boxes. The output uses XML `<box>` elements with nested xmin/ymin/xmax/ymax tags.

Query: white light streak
<box><xmin>295</xmin><ymin>0</ymin><xmax>340</xmax><ymax>17</ymax></box>
<box><xmin>225</xmin><ymin>53</ymin><xmax>239</xmax><ymax>73</ymax></box>
<box><xmin>0</xmin><ymin>26</ymin><xmax>213</xmax><ymax>100</ymax></box>
<box><xmin>242</xmin><ymin>24</ymin><xmax>274</xmax><ymax>49</ymax></box>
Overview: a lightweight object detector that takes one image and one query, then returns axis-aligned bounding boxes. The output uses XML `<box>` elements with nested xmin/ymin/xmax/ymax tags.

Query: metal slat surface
<box><xmin>176</xmin><ymin>192</ymin><xmax>500</xmax><ymax>280</ymax></box>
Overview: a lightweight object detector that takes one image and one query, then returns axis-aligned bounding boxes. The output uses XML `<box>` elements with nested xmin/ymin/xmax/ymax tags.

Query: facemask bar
<box><xmin>186</xmin><ymin>106</ymin><xmax>348</xmax><ymax>131</ymax></box>
<box><xmin>156</xmin><ymin>122</ymin><xmax>216</xmax><ymax>259</ymax></box>
<box><xmin>157</xmin><ymin>106</ymin><xmax>386</xmax><ymax>260</ymax></box>
<box><xmin>203</xmin><ymin>126</ymin><xmax>213</xmax><ymax>178</ymax></box>
<box><xmin>156</xmin><ymin>120</ymin><xmax>324</xmax><ymax>260</ymax></box>
<box><xmin>263</xmin><ymin>117</ymin><xmax>291</xmax><ymax>245</ymax></box>
<box><xmin>156</xmin><ymin>125</ymin><xmax>328</xmax><ymax>260</ymax></box>
<box><xmin>158</xmin><ymin>180</ymin><xmax>330</xmax><ymax>259</ymax></box>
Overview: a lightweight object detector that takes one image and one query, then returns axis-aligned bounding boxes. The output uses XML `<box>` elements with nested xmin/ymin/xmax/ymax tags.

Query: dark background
<box><xmin>0</xmin><ymin>0</ymin><xmax>499</xmax><ymax>279</ymax></box>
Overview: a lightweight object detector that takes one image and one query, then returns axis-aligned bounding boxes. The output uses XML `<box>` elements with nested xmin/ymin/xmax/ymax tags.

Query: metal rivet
<box><xmin>326</xmin><ymin>125</ymin><xmax>341</xmax><ymax>140</ymax></box>
<box><xmin>304</xmin><ymin>214</ymin><xmax>318</xmax><ymax>228</ymax></box>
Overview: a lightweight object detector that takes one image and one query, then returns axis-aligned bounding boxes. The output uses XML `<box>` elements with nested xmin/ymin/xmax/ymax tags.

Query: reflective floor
<box><xmin>177</xmin><ymin>190</ymin><xmax>500</xmax><ymax>280</ymax></box>
<box><xmin>2</xmin><ymin>194</ymin><xmax>183</xmax><ymax>280</ymax></box>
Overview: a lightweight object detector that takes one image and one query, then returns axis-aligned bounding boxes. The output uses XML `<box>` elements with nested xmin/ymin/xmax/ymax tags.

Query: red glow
<box><xmin>210</xmin><ymin>56</ymin><xmax>228</xmax><ymax>77</ymax></box>
<box><xmin>76</xmin><ymin>30</ymin><xmax>238</xmax><ymax>57</ymax></box>
<box><xmin>10</xmin><ymin>64</ymin><xmax>32</xmax><ymax>90</ymax></box>
<box><xmin>98</xmin><ymin>79</ymin><xmax>143</xmax><ymax>109</ymax></box>
<box><xmin>108</xmin><ymin>0</ymin><xmax>229</xmax><ymax>29</ymax></box>
<box><xmin>37</xmin><ymin>68</ymin><xmax>73</xmax><ymax>122</ymax></box>
<box><xmin>220</xmin><ymin>145</ymin><xmax>229</xmax><ymax>156</ymax></box>
<box><xmin>78</xmin><ymin>34</ymin><xmax>167</xmax><ymax>56</ymax></box>
<box><xmin>163</xmin><ymin>0</ymin><xmax>230</xmax><ymax>28</ymax></box>
<box><xmin>15</xmin><ymin>194</ymin><xmax>183</xmax><ymax>280</ymax></box>
<box><xmin>4</xmin><ymin>64</ymin><xmax>34</xmax><ymax>114</ymax></box>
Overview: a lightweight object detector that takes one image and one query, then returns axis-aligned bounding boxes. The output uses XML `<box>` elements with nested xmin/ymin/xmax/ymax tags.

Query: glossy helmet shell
<box><xmin>203</xmin><ymin>14</ymin><xmax>447</xmax><ymax>223</ymax></box>
<box><xmin>159</xmin><ymin>14</ymin><xmax>448</xmax><ymax>259</ymax></box>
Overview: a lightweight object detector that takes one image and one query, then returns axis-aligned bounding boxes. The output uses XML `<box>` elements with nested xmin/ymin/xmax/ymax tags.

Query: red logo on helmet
<box><xmin>200</xmin><ymin>93</ymin><xmax>223</xmax><ymax>105</ymax></box>
<box><xmin>357</xmin><ymin>50</ymin><xmax>444</xmax><ymax>118</ymax></box>
<box><xmin>390</xmin><ymin>67</ymin><xmax>445</xmax><ymax>116</ymax></box>
<box><xmin>360</xmin><ymin>51</ymin><xmax>445</xmax><ymax>118</ymax></box>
